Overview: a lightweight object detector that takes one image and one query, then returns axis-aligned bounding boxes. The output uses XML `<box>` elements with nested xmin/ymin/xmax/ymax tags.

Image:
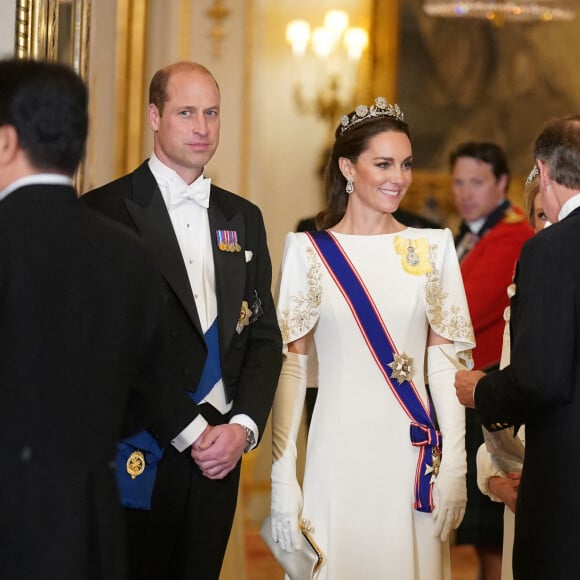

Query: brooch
<box><xmin>250</xmin><ymin>290</ymin><xmax>263</xmax><ymax>321</ymax></box>
<box><xmin>393</xmin><ymin>236</ymin><xmax>432</xmax><ymax>275</ymax></box>
<box><xmin>126</xmin><ymin>449</ymin><xmax>145</xmax><ymax>480</ymax></box>
<box><xmin>216</xmin><ymin>229</ymin><xmax>241</xmax><ymax>252</ymax></box>
<box><xmin>387</xmin><ymin>352</ymin><xmax>414</xmax><ymax>384</ymax></box>
<box><xmin>424</xmin><ymin>447</ymin><xmax>441</xmax><ymax>482</ymax></box>
<box><xmin>236</xmin><ymin>301</ymin><xmax>252</xmax><ymax>334</ymax></box>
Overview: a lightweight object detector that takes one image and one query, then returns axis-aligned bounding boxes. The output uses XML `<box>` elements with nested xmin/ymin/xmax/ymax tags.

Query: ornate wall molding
<box><xmin>15</xmin><ymin>0</ymin><xmax>91</xmax><ymax>80</ymax></box>
<box><xmin>15</xmin><ymin>0</ymin><xmax>91</xmax><ymax>191</ymax></box>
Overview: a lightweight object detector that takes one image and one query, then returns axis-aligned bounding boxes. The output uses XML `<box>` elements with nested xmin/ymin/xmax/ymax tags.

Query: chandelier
<box><xmin>423</xmin><ymin>1</ymin><xmax>576</xmax><ymax>22</ymax></box>
<box><xmin>286</xmin><ymin>10</ymin><xmax>369</xmax><ymax>128</ymax></box>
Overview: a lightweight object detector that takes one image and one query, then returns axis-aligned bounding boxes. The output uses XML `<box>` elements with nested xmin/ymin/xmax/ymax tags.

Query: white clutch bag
<box><xmin>259</xmin><ymin>517</ymin><xmax>325</xmax><ymax>580</ymax></box>
<box><xmin>482</xmin><ymin>425</ymin><xmax>525</xmax><ymax>474</ymax></box>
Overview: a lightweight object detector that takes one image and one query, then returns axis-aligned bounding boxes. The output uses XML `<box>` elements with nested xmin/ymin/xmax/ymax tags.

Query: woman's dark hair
<box><xmin>316</xmin><ymin>115</ymin><xmax>410</xmax><ymax>229</ymax></box>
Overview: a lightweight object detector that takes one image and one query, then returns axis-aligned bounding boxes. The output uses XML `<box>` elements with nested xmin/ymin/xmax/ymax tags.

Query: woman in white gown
<box><xmin>269</xmin><ymin>98</ymin><xmax>475</xmax><ymax>579</ymax></box>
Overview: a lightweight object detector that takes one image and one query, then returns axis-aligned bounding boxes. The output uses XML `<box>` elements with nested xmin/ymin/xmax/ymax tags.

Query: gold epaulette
<box><xmin>503</xmin><ymin>207</ymin><xmax>525</xmax><ymax>224</ymax></box>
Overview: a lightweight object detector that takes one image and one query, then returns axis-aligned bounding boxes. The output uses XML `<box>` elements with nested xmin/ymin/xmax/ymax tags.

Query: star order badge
<box><xmin>387</xmin><ymin>352</ymin><xmax>414</xmax><ymax>384</ymax></box>
<box><xmin>424</xmin><ymin>447</ymin><xmax>441</xmax><ymax>483</ymax></box>
<box><xmin>236</xmin><ymin>300</ymin><xmax>252</xmax><ymax>334</ymax></box>
<box><xmin>126</xmin><ymin>450</ymin><xmax>145</xmax><ymax>480</ymax></box>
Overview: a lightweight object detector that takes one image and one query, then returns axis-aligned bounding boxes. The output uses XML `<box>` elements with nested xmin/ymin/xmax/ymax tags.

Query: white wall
<box><xmin>83</xmin><ymin>0</ymin><xmax>119</xmax><ymax>192</ymax></box>
<box><xmin>0</xmin><ymin>3</ymin><xmax>15</xmax><ymax>59</ymax></box>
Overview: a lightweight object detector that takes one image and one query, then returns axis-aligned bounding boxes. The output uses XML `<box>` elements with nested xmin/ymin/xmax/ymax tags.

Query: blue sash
<box><xmin>307</xmin><ymin>230</ymin><xmax>440</xmax><ymax>512</ymax></box>
<box><xmin>116</xmin><ymin>318</ymin><xmax>222</xmax><ymax>510</ymax></box>
<box><xmin>191</xmin><ymin>318</ymin><xmax>221</xmax><ymax>403</ymax></box>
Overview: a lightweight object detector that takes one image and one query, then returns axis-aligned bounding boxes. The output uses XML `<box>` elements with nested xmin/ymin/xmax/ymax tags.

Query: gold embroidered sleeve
<box><xmin>425</xmin><ymin>242</ymin><xmax>475</xmax><ymax>346</ymax></box>
<box><xmin>278</xmin><ymin>247</ymin><xmax>323</xmax><ymax>344</ymax></box>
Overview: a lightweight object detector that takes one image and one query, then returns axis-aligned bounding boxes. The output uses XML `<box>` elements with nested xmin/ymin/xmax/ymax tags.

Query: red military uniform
<box><xmin>460</xmin><ymin>205</ymin><xmax>533</xmax><ymax>370</ymax></box>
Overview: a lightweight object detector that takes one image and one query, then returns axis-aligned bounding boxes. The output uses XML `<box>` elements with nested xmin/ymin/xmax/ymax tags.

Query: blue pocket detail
<box><xmin>115</xmin><ymin>430</ymin><xmax>164</xmax><ymax>510</ymax></box>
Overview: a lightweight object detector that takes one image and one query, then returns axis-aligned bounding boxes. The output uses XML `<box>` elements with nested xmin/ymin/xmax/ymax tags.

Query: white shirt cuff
<box><xmin>170</xmin><ymin>415</ymin><xmax>208</xmax><ymax>452</ymax></box>
<box><xmin>230</xmin><ymin>414</ymin><xmax>259</xmax><ymax>452</ymax></box>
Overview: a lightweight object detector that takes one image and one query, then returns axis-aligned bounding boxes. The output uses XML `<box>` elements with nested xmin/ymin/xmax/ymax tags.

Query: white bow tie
<box><xmin>168</xmin><ymin>176</ymin><xmax>211</xmax><ymax>208</ymax></box>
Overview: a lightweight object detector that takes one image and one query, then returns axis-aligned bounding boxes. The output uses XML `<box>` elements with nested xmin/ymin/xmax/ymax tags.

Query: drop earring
<box><xmin>346</xmin><ymin>178</ymin><xmax>354</xmax><ymax>194</ymax></box>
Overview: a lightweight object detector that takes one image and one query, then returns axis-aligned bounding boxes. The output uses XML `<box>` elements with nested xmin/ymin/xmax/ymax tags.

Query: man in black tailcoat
<box><xmin>82</xmin><ymin>61</ymin><xmax>282</xmax><ymax>579</ymax></box>
<box><xmin>0</xmin><ymin>59</ymin><xmax>197</xmax><ymax>579</ymax></box>
<box><xmin>455</xmin><ymin>115</ymin><xmax>580</xmax><ymax>579</ymax></box>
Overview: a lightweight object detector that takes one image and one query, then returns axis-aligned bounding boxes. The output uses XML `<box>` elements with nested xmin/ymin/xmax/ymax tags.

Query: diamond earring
<box><xmin>346</xmin><ymin>178</ymin><xmax>354</xmax><ymax>194</ymax></box>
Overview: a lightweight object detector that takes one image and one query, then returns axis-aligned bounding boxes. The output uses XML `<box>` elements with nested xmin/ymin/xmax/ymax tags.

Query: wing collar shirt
<box><xmin>148</xmin><ymin>154</ymin><xmax>258</xmax><ymax>451</ymax></box>
<box><xmin>559</xmin><ymin>192</ymin><xmax>580</xmax><ymax>221</ymax></box>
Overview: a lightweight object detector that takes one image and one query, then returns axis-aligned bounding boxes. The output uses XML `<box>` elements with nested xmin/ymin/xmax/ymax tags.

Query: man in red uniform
<box><xmin>450</xmin><ymin>142</ymin><xmax>533</xmax><ymax>580</ymax></box>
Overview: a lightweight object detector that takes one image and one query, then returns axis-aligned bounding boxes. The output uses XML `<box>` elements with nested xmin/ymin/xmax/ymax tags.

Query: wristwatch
<box><xmin>241</xmin><ymin>425</ymin><xmax>256</xmax><ymax>453</ymax></box>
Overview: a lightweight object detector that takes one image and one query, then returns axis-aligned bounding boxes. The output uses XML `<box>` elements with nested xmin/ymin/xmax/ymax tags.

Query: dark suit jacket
<box><xmin>475</xmin><ymin>207</ymin><xmax>580</xmax><ymax>579</ymax></box>
<box><xmin>82</xmin><ymin>161</ymin><xmax>282</xmax><ymax>440</ymax></box>
<box><xmin>0</xmin><ymin>184</ymin><xmax>195</xmax><ymax>580</ymax></box>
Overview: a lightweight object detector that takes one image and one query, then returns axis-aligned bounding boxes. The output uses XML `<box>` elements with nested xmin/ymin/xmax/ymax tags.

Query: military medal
<box><xmin>126</xmin><ymin>450</ymin><xmax>145</xmax><ymax>480</ymax></box>
<box><xmin>387</xmin><ymin>352</ymin><xmax>414</xmax><ymax>384</ymax></box>
<box><xmin>236</xmin><ymin>300</ymin><xmax>252</xmax><ymax>334</ymax></box>
<box><xmin>216</xmin><ymin>229</ymin><xmax>241</xmax><ymax>252</ymax></box>
<box><xmin>406</xmin><ymin>243</ymin><xmax>420</xmax><ymax>267</ymax></box>
<box><xmin>424</xmin><ymin>447</ymin><xmax>441</xmax><ymax>482</ymax></box>
<box><xmin>394</xmin><ymin>235</ymin><xmax>432</xmax><ymax>275</ymax></box>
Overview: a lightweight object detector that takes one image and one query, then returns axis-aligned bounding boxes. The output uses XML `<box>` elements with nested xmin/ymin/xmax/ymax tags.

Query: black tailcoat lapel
<box><xmin>124</xmin><ymin>167</ymin><xmax>203</xmax><ymax>337</ymax></box>
<box><xmin>209</xmin><ymin>194</ymin><xmax>246</xmax><ymax>358</ymax></box>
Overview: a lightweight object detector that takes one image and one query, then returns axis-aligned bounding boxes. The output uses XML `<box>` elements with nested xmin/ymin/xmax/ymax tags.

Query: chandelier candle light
<box><xmin>286</xmin><ymin>10</ymin><xmax>369</xmax><ymax>127</ymax></box>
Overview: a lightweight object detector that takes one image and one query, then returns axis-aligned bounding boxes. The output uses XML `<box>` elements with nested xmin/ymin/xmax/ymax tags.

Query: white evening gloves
<box><xmin>270</xmin><ymin>351</ymin><xmax>308</xmax><ymax>552</ymax></box>
<box><xmin>427</xmin><ymin>343</ymin><xmax>467</xmax><ymax>541</ymax></box>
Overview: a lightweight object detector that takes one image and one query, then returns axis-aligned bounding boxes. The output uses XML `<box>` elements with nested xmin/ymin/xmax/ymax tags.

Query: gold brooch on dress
<box><xmin>388</xmin><ymin>352</ymin><xmax>414</xmax><ymax>384</ymax></box>
<box><xmin>126</xmin><ymin>450</ymin><xmax>145</xmax><ymax>480</ymax></box>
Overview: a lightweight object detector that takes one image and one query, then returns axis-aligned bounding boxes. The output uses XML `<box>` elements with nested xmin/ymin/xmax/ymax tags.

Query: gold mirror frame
<box><xmin>14</xmin><ymin>0</ymin><xmax>92</xmax><ymax>191</ymax></box>
<box><xmin>15</xmin><ymin>0</ymin><xmax>91</xmax><ymax>80</ymax></box>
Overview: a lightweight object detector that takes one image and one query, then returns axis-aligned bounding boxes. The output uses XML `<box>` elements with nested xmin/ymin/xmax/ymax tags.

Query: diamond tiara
<box><xmin>339</xmin><ymin>96</ymin><xmax>405</xmax><ymax>135</ymax></box>
<box><xmin>525</xmin><ymin>164</ymin><xmax>539</xmax><ymax>188</ymax></box>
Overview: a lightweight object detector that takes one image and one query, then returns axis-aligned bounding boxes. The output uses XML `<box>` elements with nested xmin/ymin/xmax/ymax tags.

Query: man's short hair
<box><xmin>449</xmin><ymin>141</ymin><xmax>511</xmax><ymax>190</ymax></box>
<box><xmin>534</xmin><ymin>115</ymin><xmax>580</xmax><ymax>191</ymax></box>
<box><xmin>0</xmin><ymin>58</ymin><xmax>88</xmax><ymax>175</ymax></box>
<box><xmin>148</xmin><ymin>61</ymin><xmax>219</xmax><ymax>116</ymax></box>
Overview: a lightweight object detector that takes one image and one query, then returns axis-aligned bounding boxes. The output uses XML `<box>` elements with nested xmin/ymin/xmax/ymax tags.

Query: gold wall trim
<box><xmin>370</xmin><ymin>0</ymin><xmax>399</xmax><ymax>101</ymax></box>
<box><xmin>179</xmin><ymin>0</ymin><xmax>191</xmax><ymax>60</ymax></box>
<box><xmin>239</xmin><ymin>0</ymin><xmax>255</xmax><ymax>199</ymax></box>
<box><xmin>15</xmin><ymin>0</ymin><xmax>92</xmax><ymax>192</ymax></box>
<box><xmin>15</xmin><ymin>0</ymin><xmax>91</xmax><ymax>80</ymax></box>
<box><xmin>114</xmin><ymin>0</ymin><xmax>148</xmax><ymax>177</ymax></box>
